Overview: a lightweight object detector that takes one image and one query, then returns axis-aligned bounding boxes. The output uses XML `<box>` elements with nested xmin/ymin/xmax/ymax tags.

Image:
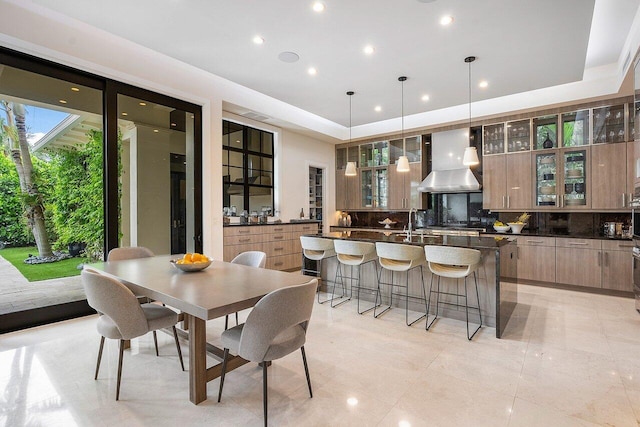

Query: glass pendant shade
<box><xmin>396</xmin><ymin>155</ymin><xmax>410</xmax><ymax>172</ymax></box>
<box><xmin>462</xmin><ymin>146</ymin><xmax>480</xmax><ymax>166</ymax></box>
<box><xmin>345</xmin><ymin>161</ymin><xmax>357</xmax><ymax>176</ymax></box>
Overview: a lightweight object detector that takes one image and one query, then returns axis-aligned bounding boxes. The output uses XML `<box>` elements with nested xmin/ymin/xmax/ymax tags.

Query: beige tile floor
<box><xmin>1</xmin><ymin>284</ymin><xmax>640</xmax><ymax>426</ymax></box>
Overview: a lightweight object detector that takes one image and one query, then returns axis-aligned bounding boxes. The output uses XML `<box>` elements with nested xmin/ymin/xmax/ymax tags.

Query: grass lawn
<box><xmin>0</xmin><ymin>246</ymin><xmax>87</xmax><ymax>282</ymax></box>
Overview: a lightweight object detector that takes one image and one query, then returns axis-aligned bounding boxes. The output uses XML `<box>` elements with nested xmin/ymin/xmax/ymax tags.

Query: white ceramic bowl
<box><xmin>507</xmin><ymin>222</ymin><xmax>525</xmax><ymax>234</ymax></box>
<box><xmin>493</xmin><ymin>224</ymin><xmax>511</xmax><ymax>233</ymax></box>
<box><xmin>170</xmin><ymin>258</ymin><xmax>212</xmax><ymax>272</ymax></box>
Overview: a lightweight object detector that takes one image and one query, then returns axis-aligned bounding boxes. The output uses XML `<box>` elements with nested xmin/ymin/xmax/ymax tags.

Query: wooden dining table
<box><xmin>89</xmin><ymin>254</ymin><xmax>312</xmax><ymax>404</ymax></box>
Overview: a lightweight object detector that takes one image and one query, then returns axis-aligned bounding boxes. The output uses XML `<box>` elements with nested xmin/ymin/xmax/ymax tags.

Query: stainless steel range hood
<box><xmin>417</xmin><ymin>168</ymin><xmax>481</xmax><ymax>193</ymax></box>
<box><xmin>418</xmin><ymin>128</ymin><xmax>482</xmax><ymax>193</ymax></box>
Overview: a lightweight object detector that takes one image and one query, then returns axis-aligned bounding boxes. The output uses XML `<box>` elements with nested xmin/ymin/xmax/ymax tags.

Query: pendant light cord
<box><xmin>468</xmin><ymin>59</ymin><xmax>472</xmax><ymax>131</ymax></box>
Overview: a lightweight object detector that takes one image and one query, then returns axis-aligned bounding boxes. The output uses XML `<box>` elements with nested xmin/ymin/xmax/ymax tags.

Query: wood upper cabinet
<box><xmin>506</xmin><ymin>152</ymin><xmax>532</xmax><ymax>210</ymax></box>
<box><xmin>388</xmin><ymin>163</ymin><xmax>423</xmax><ymax>210</ymax></box>
<box><xmin>591</xmin><ymin>143</ymin><xmax>627</xmax><ymax>209</ymax></box>
<box><xmin>335</xmin><ymin>169</ymin><xmax>360</xmax><ymax>210</ymax></box>
<box><xmin>629</xmin><ymin>140</ymin><xmax>639</xmax><ymax>201</ymax></box>
<box><xmin>482</xmin><ymin>153</ymin><xmax>531</xmax><ymax>210</ymax></box>
<box><xmin>482</xmin><ymin>154</ymin><xmax>507</xmax><ymax>210</ymax></box>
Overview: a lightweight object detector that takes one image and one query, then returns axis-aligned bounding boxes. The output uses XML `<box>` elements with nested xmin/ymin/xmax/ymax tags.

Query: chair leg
<box><xmin>153</xmin><ymin>331</ymin><xmax>159</xmax><ymax>356</ymax></box>
<box><xmin>224</xmin><ymin>315</ymin><xmax>229</xmax><ymax>331</ymax></box>
<box><xmin>464</xmin><ymin>275</ymin><xmax>482</xmax><ymax>340</ymax></box>
<box><xmin>94</xmin><ymin>336</ymin><xmax>105</xmax><ymax>380</ymax></box>
<box><xmin>474</xmin><ymin>271</ymin><xmax>483</xmax><ymax>327</ymax></box>
<box><xmin>217</xmin><ymin>348</ymin><xmax>229</xmax><ymax>402</ymax></box>
<box><xmin>172</xmin><ymin>326</ymin><xmax>185</xmax><ymax>371</ymax></box>
<box><xmin>116</xmin><ymin>339</ymin><xmax>125</xmax><ymax>401</ymax></box>
<box><xmin>331</xmin><ymin>263</ymin><xmax>351</xmax><ymax>307</ymax></box>
<box><xmin>263</xmin><ymin>361</ymin><xmax>268</xmax><ymax>427</ymax></box>
<box><xmin>301</xmin><ymin>346</ymin><xmax>313</xmax><ymax>398</ymax></box>
<box><xmin>406</xmin><ymin>267</ymin><xmax>427</xmax><ymax>327</ymax></box>
<box><xmin>374</xmin><ymin>267</ymin><xmax>391</xmax><ymax>318</ymax></box>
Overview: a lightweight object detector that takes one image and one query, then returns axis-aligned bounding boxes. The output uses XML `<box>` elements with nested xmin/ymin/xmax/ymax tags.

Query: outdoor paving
<box><xmin>0</xmin><ymin>255</ymin><xmax>85</xmax><ymax>315</ymax></box>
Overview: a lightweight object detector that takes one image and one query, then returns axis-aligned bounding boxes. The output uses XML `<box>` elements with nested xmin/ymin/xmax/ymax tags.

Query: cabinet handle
<box><xmin>598</xmin><ymin>251</ymin><xmax>602</xmax><ymax>266</ymax></box>
<box><xmin>507</xmin><ymin>196</ymin><xmax>510</xmax><ymax>209</ymax></box>
<box><xmin>274</xmin><ymin>247</ymin><xmax>284</xmax><ymax>251</ymax></box>
<box><xmin>239</xmin><ymin>238</ymin><xmax>251</xmax><ymax>243</ymax></box>
<box><xmin>516</xmin><ymin>246</ymin><xmax>519</xmax><ymax>259</ymax></box>
<box><xmin>274</xmin><ymin>235</ymin><xmax>284</xmax><ymax>240</ymax></box>
<box><xmin>623</xmin><ymin>193</ymin><xmax>627</xmax><ymax>208</ymax></box>
<box><xmin>526</xmin><ymin>240</ymin><xmax>544</xmax><ymax>243</ymax></box>
<box><xmin>619</xmin><ymin>244</ymin><xmax>634</xmax><ymax>248</ymax></box>
<box><xmin>605</xmin><ymin>251</ymin><xmax>609</xmax><ymax>266</ymax></box>
<box><xmin>502</xmin><ymin>195</ymin><xmax>506</xmax><ymax>208</ymax></box>
<box><xmin>239</xmin><ymin>230</ymin><xmax>250</xmax><ymax>234</ymax></box>
<box><xmin>568</xmin><ymin>242</ymin><xmax>588</xmax><ymax>246</ymax></box>
<box><xmin>274</xmin><ymin>262</ymin><xmax>284</xmax><ymax>267</ymax></box>
<box><xmin>274</xmin><ymin>228</ymin><xmax>284</xmax><ymax>232</ymax></box>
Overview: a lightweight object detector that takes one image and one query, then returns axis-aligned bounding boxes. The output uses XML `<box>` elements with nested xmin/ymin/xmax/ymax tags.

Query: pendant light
<box><xmin>396</xmin><ymin>76</ymin><xmax>410</xmax><ymax>172</ymax></box>
<box><xmin>462</xmin><ymin>56</ymin><xmax>480</xmax><ymax>166</ymax></box>
<box><xmin>344</xmin><ymin>91</ymin><xmax>357</xmax><ymax>176</ymax></box>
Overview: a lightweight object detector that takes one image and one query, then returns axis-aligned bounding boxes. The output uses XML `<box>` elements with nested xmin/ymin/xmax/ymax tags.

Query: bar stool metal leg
<box><xmin>330</xmin><ymin>262</ymin><xmax>351</xmax><ymax>308</ymax></box>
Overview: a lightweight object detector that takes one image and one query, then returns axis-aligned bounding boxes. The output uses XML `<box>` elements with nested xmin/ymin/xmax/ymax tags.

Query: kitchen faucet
<box><xmin>404</xmin><ymin>207</ymin><xmax>417</xmax><ymax>242</ymax></box>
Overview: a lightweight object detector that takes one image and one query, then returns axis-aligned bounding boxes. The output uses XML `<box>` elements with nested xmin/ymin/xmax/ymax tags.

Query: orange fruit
<box><xmin>192</xmin><ymin>253</ymin><xmax>202</xmax><ymax>263</ymax></box>
<box><xmin>183</xmin><ymin>253</ymin><xmax>192</xmax><ymax>262</ymax></box>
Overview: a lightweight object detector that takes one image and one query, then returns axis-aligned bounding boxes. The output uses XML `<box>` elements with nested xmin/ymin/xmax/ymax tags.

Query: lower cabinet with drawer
<box><xmin>555</xmin><ymin>238</ymin><xmax>602</xmax><ymax>288</ymax></box>
<box><xmin>601</xmin><ymin>240</ymin><xmax>634</xmax><ymax>292</ymax></box>
<box><xmin>517</xmin><ymin>237</ymin><xmax>556</xmax><ymax>283</ymax></box>
<box><xmin>223</xmin><ymin>222</ymin><xmax>319</xmax><ymax>271</ymax></box>
<box><xmin>516</xmin><ymin>235</ymin><xmax>633</xmax><ymax>292</ymax></box>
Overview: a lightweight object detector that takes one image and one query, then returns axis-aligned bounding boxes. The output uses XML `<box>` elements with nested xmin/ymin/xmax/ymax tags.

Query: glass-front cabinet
<box><xmin>533</xmin><ymin>115</ymin><xmax>558</xmax><ymax>149</ymax></box>
<box><xmin>483</xmin><ymin>123</ymin><xmax>505</xmax><ymax>155</ymax></box>
<box><xmin>390</xmin><ymin>136</ymin><xmax>421</xmax><ymax>165</ymax></box>
<box><xmin>336</xmin><ymin>146</ymin><xmax>359</xmax><ymax>170</ymax></box>
<box><xmin>360</xmin><ymin>168</ymin><xmax>388</xmax><ymax>209</ymax></box>
<box><xmin>360</xmin><ymin>141</ymin><xmax>389</xmax><ymax>167</ymax></box>
<box><xmin>506</xmin><ymin>119</ymin><xmax>531</xmax><ymax>152</ymax></box>
<box><xmin>561</xmin><ymin>110</ymin><xmax>589</xmax><ymax>147</ymax></box>
<box><xmin>535</xmin><ymin>151</ymin><xmax>557</xmax><ymax>207</ymax></box>
<box><xmin>562</xmin><ymin>149</ymin><xmax>588</xmax><ymax>208</ymax></box>
<box><xmin>593</xmin><ymin>105</ymin><xmax>625</xmax><ymax>144</ymax></box>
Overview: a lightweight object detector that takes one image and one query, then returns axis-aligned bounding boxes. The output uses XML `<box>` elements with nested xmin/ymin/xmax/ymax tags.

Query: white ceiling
<box><xmin>27</xmin><ymin>0</ymin><xmax>640</xmax><ymax>130</ymax></box>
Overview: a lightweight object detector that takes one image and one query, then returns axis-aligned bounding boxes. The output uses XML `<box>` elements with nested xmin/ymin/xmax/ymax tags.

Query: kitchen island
<box><xmin>311</xmin><ymin>230</ymin><xmax>518</xmax><ymax>338</ymax></box>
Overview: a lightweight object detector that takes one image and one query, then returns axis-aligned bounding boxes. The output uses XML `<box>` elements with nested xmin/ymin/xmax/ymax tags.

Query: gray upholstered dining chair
<box><xmin>107</xmin><ymin>246</ymin><xmax>155</xmax><ymax>304</ymax></box>
<box><xmin>226</xmin><ymin>251</ymin><xmax>267</xmax><ymax>330</ymax></box>
<box><xmin>217</xmin><ymin>278</ymin><xmax>317</xmax><ymax>426</ymax></box>
<box><xmin>107</xmin><ymin>246</ymin><xmax>155</xmax><ymax>261</ymax></box>
<box><xmin>81</xmin><ymin>268</ymin><xmax>184</xmax><ymax>400</ymax></box>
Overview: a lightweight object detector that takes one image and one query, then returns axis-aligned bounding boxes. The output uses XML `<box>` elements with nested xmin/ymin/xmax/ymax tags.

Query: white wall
<box><xmin>279</xmin><ymin>130</ymin><xmax>335</xmax><ymax>233</ymax></box>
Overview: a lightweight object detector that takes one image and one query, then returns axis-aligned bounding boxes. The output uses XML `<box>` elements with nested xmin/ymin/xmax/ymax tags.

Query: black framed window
<box><xmin>223</xmin><ymin>120</ymin><xmax>274</xmax><ymax>214</ymax></box>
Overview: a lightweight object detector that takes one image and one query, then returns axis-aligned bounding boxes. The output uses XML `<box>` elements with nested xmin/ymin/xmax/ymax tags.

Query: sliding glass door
<box><xmin>0</xmin><ymin>47</ymin><xmax>202</xmax><ymax>332</ymax></box>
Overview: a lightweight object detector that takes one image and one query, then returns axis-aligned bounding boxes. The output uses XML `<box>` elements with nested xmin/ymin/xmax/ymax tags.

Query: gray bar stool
<box><xmin>300</xmin><ymin>236</ymin><xmax>336</xmax><ymax>304</ymax></box>
<box><xmin>332</xmin><ymin>239</ymin><xmax>380</xmax><ymax>313</ymax></box>
<box><xmin>374</xmin><ymin>242</ymin><xmax>428</xmax><ymax>326</ymax></box>
<box><xmin>424</xmin><ymin>245</ymin><xmax>482</xmax><ymax>340</ymax></box>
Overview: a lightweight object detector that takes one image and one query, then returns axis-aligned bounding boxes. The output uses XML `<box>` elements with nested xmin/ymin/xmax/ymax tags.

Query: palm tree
<box><xmin>1</xmin><ymin>101</ymin><xmax>52</xmax><ymax>258</ymax></box>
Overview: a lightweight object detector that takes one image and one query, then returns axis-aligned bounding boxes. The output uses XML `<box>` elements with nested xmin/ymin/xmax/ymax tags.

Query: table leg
<box><xmin>188</xmin><ymin>314</ymin><xmax>207</xmax><ymax>404</ymax></box>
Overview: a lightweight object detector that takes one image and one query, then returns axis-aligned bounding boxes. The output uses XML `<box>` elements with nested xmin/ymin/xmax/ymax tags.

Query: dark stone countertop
<box><xmin>317</xmin><ymin>230</ymin><xmax>512</xmax><ymax>250</ymax></box>
<box><xmin>484</xmin><ymin>229</ymin><xmax>632</xmax><ymax>241</ymax></box>
<box><xmin>224</xmin><ymin>220</ymin><xmax>321</xmax><ymax>227</ymax></box>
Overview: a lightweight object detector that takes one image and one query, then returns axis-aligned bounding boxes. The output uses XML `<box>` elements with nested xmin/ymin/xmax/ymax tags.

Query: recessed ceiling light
<box><xmin>278</xmin><ymin>51</ymin><xmax>300</xmax><ymax>63</ymax></box>
<box><xmin>59</xmin><ymin>99</ymin><xmax>67</xmax><ymax>104</ymax></box>
<box><xmin>374</xmin><ymin>106</ymin><xmax>382</xmax><ymax>112</ymax></box>
<box><xmin>253</xmin><ymin>35</ymin><xmax>264</xmax><ymax>45</ymax></box>
<box><xmin>399</xmin><ymin>421</ymin><xmax>412</xmax><ymax>427</ymax></box>
<box><xmin>139</xmin><ymin>102</ymin><xmax>147</xmax><ymax>106</ymax></box>
<box><xmin>363</xmin><ymin>45</ymin><xmax>375</xmax><ymax>55</ymax></box>
<box><xmin>347</xmin><ymin>397</ymin><xmax>358</xmax><ymax>406</ymax></box>
<box><xmin>121</xmin><ymin>112</ymin><xmax>128</xmax><ymax>116</ymax></box>
<box><xmin>153</xmin><ymin>129</ymin><xmax>159</xmax><ymax>133</ymax></box>
<box><xmin>70</xmin><ymin>87</ymin><xmax>80</xmax><ymax>92</ymax></box>
<box><xmin>421</xmin><ymin>94</ymin><xmax>430</xmax><ymax>101</ymax></box>
<box><xmin>312</xmin><ymin>2</ymin><xmax>325</xmax><ymax>12</ymax></box>
<box><xmin>307</xmin><ymin>67</ymin><xmax>317</xmax><ymax>76</ymax></box>
<box><xmin>440</xmin><ymin>15</ymin><xmax>454</xmax><ymax>25</ymax></box>
<box><xmin>479</xmin><ymin>80</ymin><xmax>489</xmax><ymax>88</ymax></box>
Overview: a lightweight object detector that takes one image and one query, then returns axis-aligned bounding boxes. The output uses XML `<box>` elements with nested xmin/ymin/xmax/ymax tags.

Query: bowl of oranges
<box><xmin>170</xmin><ymin>253</ymin><xmax>212</xmax><ymax>272</ymax></box>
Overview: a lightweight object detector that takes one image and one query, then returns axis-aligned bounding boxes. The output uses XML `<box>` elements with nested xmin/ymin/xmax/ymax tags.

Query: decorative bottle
<box><xmin>300</xmin><ymin>208</ymin><xmax>304</xmax><ymax>219</ymax></box>
<box><xmin>542</xmin><ymin>132</ymin><xmax>553</xmax><ymax>149</ymax></box>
